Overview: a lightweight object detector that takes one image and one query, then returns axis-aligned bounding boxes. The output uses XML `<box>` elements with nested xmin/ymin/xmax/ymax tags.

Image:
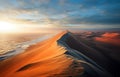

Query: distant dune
<box><xmin>95</xmin><ymin>32</ymin><xmax>120</xmax><ymax>46</ymax></box>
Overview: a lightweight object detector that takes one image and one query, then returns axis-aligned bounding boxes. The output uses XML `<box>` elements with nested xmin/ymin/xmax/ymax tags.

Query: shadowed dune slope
<box><xmin>0</xmin><ymin>31</ymin><xmax>80</xmax><ymax>77</ymax></box>
<box><xmin>57</xmin><ymin>32</ymin><xmax>119</xmax><ymax>77</ymax></box>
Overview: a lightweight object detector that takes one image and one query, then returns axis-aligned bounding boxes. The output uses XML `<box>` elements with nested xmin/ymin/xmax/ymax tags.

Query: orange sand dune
<box><xmin>0</xmin><ymin>31</ymin><xmax>74</xmax><ymax>77</ymax></box>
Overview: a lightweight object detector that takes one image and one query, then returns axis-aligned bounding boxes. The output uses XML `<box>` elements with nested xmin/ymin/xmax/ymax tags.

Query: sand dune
<box><xmin>95</xmin><ymin>32</ymin><xmax>120</xmax><ymax>46</ymax></box>
<box><xmin>0</xmin><ymin>31</ymin><xmax>117</xmax><ymax>77</ymax></box>
<box><xmin>0</xmin><ymin>31</ymin><xmax>76</xmax><ymax>77</ymax></box>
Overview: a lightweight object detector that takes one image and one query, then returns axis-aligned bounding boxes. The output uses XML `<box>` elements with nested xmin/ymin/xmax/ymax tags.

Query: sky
<box><xmin>0</xmin><ymin>0</ymin><xmax>120</xmax><ymax>33</ymax></box>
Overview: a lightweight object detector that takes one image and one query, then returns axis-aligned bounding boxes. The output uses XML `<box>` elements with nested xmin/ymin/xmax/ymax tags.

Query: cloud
<box><xmin>95</xmin><ymin>32</ymin><xmax>120</xmax><ymax>46</ymax></box>
<box><xmin>58</xmin><ymin>0</ymin><xmax>120</xmax><ymax>26</ymax></box>
<box><xmin>0</xmin><ymin>0</ymin><xmax>120</xmax><ymax>28</ymax></box>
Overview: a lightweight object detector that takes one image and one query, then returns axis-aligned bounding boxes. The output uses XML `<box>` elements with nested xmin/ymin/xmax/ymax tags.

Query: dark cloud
<box><xmin>65</xmin><ymin>15</ymin><xmax>120</xmax><ymax>25</ymax></box>
<box><xmin>61</xmin><ymin>0</ymin><xmax>120</xmax><ymax>26</ymax></box>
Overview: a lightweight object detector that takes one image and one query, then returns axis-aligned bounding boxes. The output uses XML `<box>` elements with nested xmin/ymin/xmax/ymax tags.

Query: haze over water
<box><xmin>0</xmin><ymin>33</ymin><xmax>48</xmax><ymax>54</ymax></box>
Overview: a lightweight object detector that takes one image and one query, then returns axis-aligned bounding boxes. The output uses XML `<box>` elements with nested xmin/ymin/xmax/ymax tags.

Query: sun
<box><xmin>0</xmin><ymin>21</ymin><xmax>17</xmax><ymax>33</ymax></box>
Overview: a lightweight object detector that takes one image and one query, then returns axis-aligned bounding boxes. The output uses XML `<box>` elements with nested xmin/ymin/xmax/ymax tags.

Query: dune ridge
<box><xmin>0</xmin><ymin>31</ymin><xmax>76</xmax><ymax>77</ymax></box>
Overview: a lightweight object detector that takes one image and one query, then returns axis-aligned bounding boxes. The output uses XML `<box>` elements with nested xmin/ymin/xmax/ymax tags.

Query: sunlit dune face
<box><xmin>0</xmin><ymin>21</ymin><xmax>17</xmax><ymax>33</ymax></box>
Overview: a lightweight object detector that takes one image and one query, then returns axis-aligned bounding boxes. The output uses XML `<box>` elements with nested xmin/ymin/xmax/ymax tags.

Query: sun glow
<box><xmin>0</xmin><ymin>21</ymin><xmax>18</xmax><ymax>33</ymax></box>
